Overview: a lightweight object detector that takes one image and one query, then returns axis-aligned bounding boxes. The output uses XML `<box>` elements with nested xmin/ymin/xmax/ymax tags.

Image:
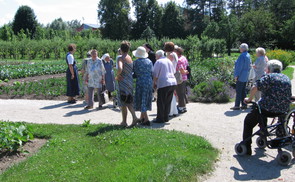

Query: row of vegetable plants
<box><xmin>0</xmin><ymin>121</ymin><xmax>34</xmax><ymax>152</ymax></box>
<box><xmin>0</xmin><ymin>60</ymin><xmax>81</xmax><ymax>80</ymax></box>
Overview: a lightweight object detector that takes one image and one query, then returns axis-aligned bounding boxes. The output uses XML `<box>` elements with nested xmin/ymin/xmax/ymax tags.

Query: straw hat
<box><xmin>132</xmin><ymin>46</ymin><xmax>148</xmax><ymax>58</ymax></box>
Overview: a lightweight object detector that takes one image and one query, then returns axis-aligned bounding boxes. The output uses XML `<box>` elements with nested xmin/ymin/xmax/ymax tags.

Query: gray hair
<box><xmin>156</xmin><ymin>50</ymin><xmax>165</xmax><ymax>58</ymax></box>
<box><xmin>267</xmin><ymin>59</ymin><xmax>283</xmax><ymax>73</ymax></box>
<box><xmin>256</xmin><ymin>47</ymin><xmax>266</xmax><ymax>56</ymax></box>
<box><xmin>240</xmin><ymin>43</ymin><xmax>249</xmax><ymax>51</ymax></box>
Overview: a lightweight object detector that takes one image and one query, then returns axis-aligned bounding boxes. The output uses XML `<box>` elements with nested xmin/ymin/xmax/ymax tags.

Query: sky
<box><xmin>0</xmin><ymin>0</ymin><xmax>185</xmax><ymax>26</ymax></box>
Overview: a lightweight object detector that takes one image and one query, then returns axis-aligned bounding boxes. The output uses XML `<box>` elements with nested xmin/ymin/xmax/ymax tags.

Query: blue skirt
<box><xmin>66</xmin><ymin>65</ymin><xmax>80</xmax><ymax>97</ymax></box>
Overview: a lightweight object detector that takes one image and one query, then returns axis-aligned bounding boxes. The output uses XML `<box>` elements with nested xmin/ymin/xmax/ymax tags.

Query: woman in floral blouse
<box><xmin>84</xmin><ymin>49</ymin><xmax>106</xmax><ymax>110</ymax></box>
<box><xmin>243</xmin><ymin>59</ymin><xmax>291</xmax><ymax>155</ymax></box>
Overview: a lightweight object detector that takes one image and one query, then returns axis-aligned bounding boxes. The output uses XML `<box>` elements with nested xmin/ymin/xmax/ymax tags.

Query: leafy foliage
<box><xmin>12</xmin><ymin>5</ymin><xmax>38</xmax><ymax>39</ymax></box>
<box><xmin>191</xmin><ymin>79</ymin><xmax>233</xmax><ymax>103</ymax></box>
<box><xmin>267</xmin><ymin>49</ymin><xmax>293</xmax><ymax>69</ymax></box>
<box><xmin>0</xmin><ymin>121</ymin><xmax>34</xmax><ymax>152</ymax></box>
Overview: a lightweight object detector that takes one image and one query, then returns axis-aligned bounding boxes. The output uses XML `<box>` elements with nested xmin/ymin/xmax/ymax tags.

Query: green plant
<box><xmin>82</xmin><ymin>119</ymin><xmax>91</xmax><ymax>127</ymax></box>
<box><xmin>191</xmin><ymin>79</ymin><xmax>233</xmax><ymax>103</ymax></box>
<box><xmin>0</xmin><ymin>121</ymin><xmax>34</xmax><ymax>152</ymax></box>
<box><xmin>267</xmin><ymin>49</ymin><xmax>292</xmax><ymax>69</ymax></box>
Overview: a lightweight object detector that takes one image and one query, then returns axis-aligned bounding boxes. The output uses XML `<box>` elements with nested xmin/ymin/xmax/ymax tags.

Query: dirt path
<box><xmin>1</xmin><ymin>70</ymin><xmax>295</xmax><ymax>181</ymax></box>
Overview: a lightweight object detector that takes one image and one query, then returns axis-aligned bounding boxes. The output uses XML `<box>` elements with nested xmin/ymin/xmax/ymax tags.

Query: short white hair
<box><xmin>240</xmin><ymin>43</ymin><xmax>249</xmax><ymax>51</ymax></box>
<box><xmin>267</xmin><ymin>59</ymin><xmax>283</xmax><ymax>73</ymax></box>
<box><xmin>156</xmin><ymin>50</ymin><xmax>165</xmax><ymax>58</ymax></box>
<box><xmin>256</xmin><ymin>47</ymin><xmax>266</xmax><ymax>56</ymax></box>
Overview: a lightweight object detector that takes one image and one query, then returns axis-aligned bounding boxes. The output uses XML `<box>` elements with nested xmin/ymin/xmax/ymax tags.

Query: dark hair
<box><xmin>144</xmin><ymin>43</ymin><xmax>154</xmax><ymax>51</ymax></box>
<box><xmin>68</xmin><ymin>44</ymin><xmax>76</xmax><ymax>52</ymax></box>
<box><xmin>120</xmin><ymin>41</ymin><xmax>131</xmax><ymax>53</ymax></box>
<box><xmin>164</xmin><ymin>42</ymin><xmax>175</xmax><ymax>52</ymax></box>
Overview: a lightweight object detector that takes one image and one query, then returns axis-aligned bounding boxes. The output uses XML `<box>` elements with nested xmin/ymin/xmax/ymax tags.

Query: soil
<box><xmin>0</xmin><ymin>139</ymin><xmax>47</xmax><ymax>174</ymax></box>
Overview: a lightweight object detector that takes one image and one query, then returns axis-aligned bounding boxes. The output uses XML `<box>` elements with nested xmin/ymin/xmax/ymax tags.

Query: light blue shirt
<box><xmin>234</xmin><ymin>51</ymin><xmax>251</xmax><ymax>82</ymax></box>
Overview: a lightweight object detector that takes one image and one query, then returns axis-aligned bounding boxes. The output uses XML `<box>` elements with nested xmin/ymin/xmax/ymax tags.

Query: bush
<box><xmin>0</xmin><ymin>121</ymin><xmax>34</xmax><ymax>152</ymax></box>
<box><xmin>190</xmin><ymin>79</ymin><xmax>234</xmax><ymax>103</ymax></box>
<box><xmin>267</xmin><ymin>49</ymin><xmax>292</xmax><ymax>69</ymax></box>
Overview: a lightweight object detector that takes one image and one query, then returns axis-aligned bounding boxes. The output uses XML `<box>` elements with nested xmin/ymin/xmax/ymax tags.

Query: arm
<box><xmin>101</xmin><ymin>61</ymin><xmax>106</xmax><ymax>84</ymax></box>
<box><xmin>234</xmin><ymin>54</ymin><xmax>243</xmax><ymax>81</ymax></box>
<box><xmin>68</xmin><ymin>64</ymin><xmax>75</xmax><ymax>80</ymax></box>
<box><xmin>116</xmin><ymin>58</ymin><xmax>124</xmax><ymax>81</ymax></box>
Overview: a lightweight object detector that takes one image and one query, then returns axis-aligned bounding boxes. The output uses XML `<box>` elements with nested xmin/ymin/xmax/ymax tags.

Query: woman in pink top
<box><xmin>175</xmin><ymin>46</ymin><xmax>189</xmax><ymax>113</ymax></box>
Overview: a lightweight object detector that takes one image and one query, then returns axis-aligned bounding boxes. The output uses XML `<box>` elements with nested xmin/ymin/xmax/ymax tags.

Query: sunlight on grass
<box><xmin>0</xmin><ymin>124</ymin><xmax>218</xmax><ymax>182</ymax></box>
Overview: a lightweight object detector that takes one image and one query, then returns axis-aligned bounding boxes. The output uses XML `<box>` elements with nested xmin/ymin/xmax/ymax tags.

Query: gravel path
<box><xmin>1</xmin><ymin>70</ymin><xmax>295</xmax><ymax>181</ymax></box>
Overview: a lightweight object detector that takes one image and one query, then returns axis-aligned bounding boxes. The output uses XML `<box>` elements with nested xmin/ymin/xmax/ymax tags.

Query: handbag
<box><xmin>174</xmin><ymin>71</ymin><xmax>183</xmax><ymax>84</ymax></box>
<box><xmin>100</xmin><ymin>85</ymin><xmax>109</xmax><ymax>104</ymax></box>
<box><xmin>248</xmin><ymin>66</ymin><xmax>256</xmax><ymax>81</ymax></box>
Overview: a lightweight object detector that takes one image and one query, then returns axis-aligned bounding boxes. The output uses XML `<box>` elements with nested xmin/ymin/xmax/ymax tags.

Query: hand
<box><xmin>71</xmin><ymin>75</ymin><xmax>74</xmax><ymax>80</ymax></box>
<box><xmin>101</xmin><ymin>79</ymin><xmax>105</xmax><ymax>85</ymax></box>
<box><xmin>184</xmin><ymin>70</ymin><xmax>189</xmax><ymax>75</ymax></box>
<box><xmin>234</xmin><ymin>77</ymin><xmax>238</xmax><ymax>82</ymax></box>
<box><xmin>244</xmin><ymin>98</ymin><xmax>251</xmax><ymax>104</ymax></box>
<box><xmin>116</xmin><ymin>75</ymin><xmax>123</xmax><ymax>81</ymax></box>
<box><xmin>153</xmin><ymin>83</ymin><xmax>157</xmax><ymax>90</ymax></box>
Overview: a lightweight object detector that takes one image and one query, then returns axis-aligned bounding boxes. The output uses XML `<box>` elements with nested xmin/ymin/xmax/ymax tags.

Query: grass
<box><xmin>0</xmin><ymin>124</ymin><xmax>218</xmax><ymax>182</ymax></box>
<box><xmin>282</xmin><ymin>66</ymin><xmax>294</xmax><ymax>80</ymax></box>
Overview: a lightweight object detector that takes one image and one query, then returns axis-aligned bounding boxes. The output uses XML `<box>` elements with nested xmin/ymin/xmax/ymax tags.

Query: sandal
<box><xmin>129</xmin><ymin>118</ymin><xmax>140</xmax><ymax>127</ymax></box>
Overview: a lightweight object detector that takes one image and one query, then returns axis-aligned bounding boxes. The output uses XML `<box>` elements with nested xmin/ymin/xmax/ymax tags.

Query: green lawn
<box><xmin>282</xmin><ymin>66</ymin><xmax>294</xmax><ymax>80</ymax></box>
<box><xmin>0</xmin><ymin>124</ymin><xmax>218</xmax><ymax>182</ymax></box>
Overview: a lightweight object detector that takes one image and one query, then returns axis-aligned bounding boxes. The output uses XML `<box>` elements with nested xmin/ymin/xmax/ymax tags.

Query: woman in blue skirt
<box><xmin>66</xmin><ymin>44</ymin><xmax>80</xmax><ymax>104</ymax></box>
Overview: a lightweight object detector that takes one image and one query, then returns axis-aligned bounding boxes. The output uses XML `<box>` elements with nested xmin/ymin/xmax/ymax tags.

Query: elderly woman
<box><xmin>66</xmin><ymin>44</ymin><xmax>80</xmax><ymax>104</ymax></box>
<box><xmin>175</xmin><ymin>46</ymin><xmax>189</xmax><ymax>113</ymax></box>
<box><xmin>84</xmin><ymin>49</ymin><xmax>106</xmax><ymax>110</ymax></box>
<box><xmin>164</xmin><ymin>42</ymin><xmax>179</xmax><ymax>117</ymax></box>
<box><xmin>231</xmin><ymin>43</ymin><xmax>251</xmax><ymax>110</ymax></box>
<box><xmin>116</xmin><ymin>41</ymin><xmax>139</xmax><ymax>127</ymax></box>
<box><xmin>253</xmin><ymin>47</ymin><xmax>267</xmax><ymax>101</ymax></box>
<box><xmin>133</xmin><ymin>46</ymin><xmax>153</xmax><ymax>126</ymax></box>
<box><xmin>243</xmin><ymin>60</ymin><xmax>291</xmax><ymax>155</ymax></box>
<box><xmin>81</xmin><ymin>50</ymin><xmax>92</xmax><ymax>105</ymax></box>
<box><xmin>153</xmin><ymin>50</ymin><xmax>177</xmax><ymax>123</ymax></box>
<box><xmin>101</xmin><ymin>53</ymin><xmax>115</xmax><ymax>98</ymax></box>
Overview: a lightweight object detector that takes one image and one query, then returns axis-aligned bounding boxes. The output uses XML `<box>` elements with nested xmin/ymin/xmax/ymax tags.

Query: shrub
<box><xmin>190</xmin><ymin>79</ymin><xmax>233</xmax><ymax>103</ymax></box>
<box><xmin>267</xmin><ymin>49</ymin><xmax>292</xmax><ymax>69</ymax></box>
<box><xmin>0</xmin><ymin>121</ymin><xmax>34</xmax><ymax>152</ymax></box>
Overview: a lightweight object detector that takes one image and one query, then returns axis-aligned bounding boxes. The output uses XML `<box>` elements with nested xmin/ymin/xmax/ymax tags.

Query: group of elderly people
<box><xmin>65</xmin><ymin>41</ymin><xmax>189</xmax><ymax>127</ymax></box>
<box><xmin>65</xmin><ymin>42</ymin><xmax>292</xmax><ymax>156</ymax></box>
<box><xmin>232</xmin><ymin>43</ymin><xmax>292</xmax><ymax>155</ymax></box>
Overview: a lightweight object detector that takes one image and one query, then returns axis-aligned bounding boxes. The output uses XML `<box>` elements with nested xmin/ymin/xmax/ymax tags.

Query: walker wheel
<box><xmin>235</xmin><ymin>143</ymin><xmax>247</xmax><ymax>156</ymax></box>
<box><xmin>256</xmin><ymin>137</ymin><xmax>267</xmax><ymax>149</ymax></box>
<box><xmin>276</xmin><ymin>151</ymin><xmax>292</xmax><ymax>166</ymax></box>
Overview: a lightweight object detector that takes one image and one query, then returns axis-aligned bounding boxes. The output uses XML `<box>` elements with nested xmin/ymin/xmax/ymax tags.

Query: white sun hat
<box><xmin>101</xmin><ymin>53</ymin><xmax>110</xmax><ymax>61</ymax></box>
<box><xmin>132</xmin><ymin>46</ymin><xmax>148</xmax><ymax>58</ymax></box>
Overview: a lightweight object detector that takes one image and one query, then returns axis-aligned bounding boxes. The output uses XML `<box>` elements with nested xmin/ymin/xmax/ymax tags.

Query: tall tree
<box><xmin>162</xmin><ymin>2</ymin><xmax>185</xmax><ymax>38</ymax></box>
<box><xmin>98</xmin><ymin>0</ymin><xmax>131</xmax><ymax>40</ymax></box>
<box><xmin>0</xmin><ymin>24</ymin><xmax>14</xmax><ymax>41</ymax></box>
<box><xmin>131</xmin><ymin>0</ymin><xmax>149</xmax><ymax>39</ymax></box>
<box><xmin>49</xmin><ymin>18</ymin><xmax>68</xmax><ymax>30</ymax></box>
<box><xmin>12</xmin><ymin>5</ymin><xmax>38</xmax><ymax>39</ymax></box>
<box><xmin>147</xmin><ymin>0</ymin><xmax>163</xmax><ymax>38</ymax></box>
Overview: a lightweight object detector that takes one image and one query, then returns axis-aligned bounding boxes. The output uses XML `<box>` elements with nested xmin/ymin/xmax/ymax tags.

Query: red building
<box><xmin>76</xmin><ymin>24</ymin><xmax>100</xmax><ymax>32</ymax></box>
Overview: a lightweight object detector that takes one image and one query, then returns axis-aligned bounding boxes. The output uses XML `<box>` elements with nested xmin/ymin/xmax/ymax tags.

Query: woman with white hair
<box><xmin>231</xmin><ymin>43</ymin><xmax>251</xmax><ymax>110</ymax></box>
<box><xmin>253</xmin><ymin>47</ymin><xmax>267</xmax><ymax>101</ymax></box>
<box><xmin>153</xmin><ymin>49</ymin><xmax>177</xmax><ymax>123</ymax></box>
<box><xmin>243</xmin><ymin>59</ymin><xmax>291</xmax><ymax>155</ymax></box>
<box><xmin>101</xmin><ymin>53</ymin><xmax>115</xmax><ymax>98</ymax></box>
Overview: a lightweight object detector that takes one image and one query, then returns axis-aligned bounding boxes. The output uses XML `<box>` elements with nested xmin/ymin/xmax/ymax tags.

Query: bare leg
<box><xmin>120</xmin><ymin>106</ymin><xmax>128</xmax><ymax>126</ymax></box>
<box><xmin>142</xmin><ymin>112</ymin><xmax>149</xmax><ymax>122</ymax></box>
